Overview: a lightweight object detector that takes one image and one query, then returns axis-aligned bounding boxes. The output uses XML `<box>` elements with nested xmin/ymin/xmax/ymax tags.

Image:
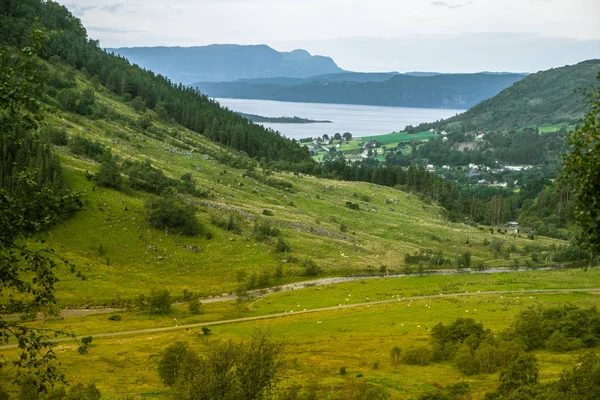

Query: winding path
<box><xmin>1</xmin><ymin>287</ymin><xmax>598</xmax><ymax>350</ymax></box>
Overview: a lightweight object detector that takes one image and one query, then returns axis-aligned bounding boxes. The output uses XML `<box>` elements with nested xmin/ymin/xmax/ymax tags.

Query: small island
<box><xmin>238</xmin><ymin>112</ymin><xmax>332</xmax><ymax>124</ymax></box>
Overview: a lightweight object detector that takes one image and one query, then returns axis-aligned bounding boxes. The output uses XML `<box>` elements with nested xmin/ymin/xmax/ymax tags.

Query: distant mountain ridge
<box><xmin>106</xmin><ymin>44</ymin><xmax>344</xmax><ymax>84</ymax></box>
<box><xmin>192</xmin><ymin>72</ymin><xmax>527</xmax><ymax>109</ymax></box>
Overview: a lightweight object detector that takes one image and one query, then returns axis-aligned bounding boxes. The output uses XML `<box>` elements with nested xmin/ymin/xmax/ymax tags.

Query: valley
<box><xmin>1</xmin><ymin>1</ymin><xmax>599</xmax><ymax>400</ymax></box>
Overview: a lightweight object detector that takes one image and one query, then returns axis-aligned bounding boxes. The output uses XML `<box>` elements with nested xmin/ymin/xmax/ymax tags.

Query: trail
<box><xmin>7</xmin><ymin>266</ymin><xmax>558</xmax><ymax>320</ymax></box>
<box><xmin>1</xmin><ymin>287</ymin><xmax>597</xmax><ymax>350</ymax></box>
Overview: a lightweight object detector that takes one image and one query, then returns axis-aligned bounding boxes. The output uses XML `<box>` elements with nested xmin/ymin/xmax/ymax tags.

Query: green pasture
<box><xmin>31</xmin><ymin>81</ymin><xmax>567</xmax><ymax>307</ymax></box>
<box><xmin>359</xmin><ymin>131</ymin><xmax>436</xmax><ymax>146</ymax></box>
<box><xmin>3</xmin><ymin>282</ymin><xmax>599</xmax><ymax>399</ymax></box>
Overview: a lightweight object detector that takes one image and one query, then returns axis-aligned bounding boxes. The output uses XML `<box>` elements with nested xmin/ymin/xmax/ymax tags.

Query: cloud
<box><xmin>430</xmin><ymin>1</ymin><xmax>473</xmax><ymax>9</ymax></box>
<box><xmin>101</xmin><ymin>4</ymin><xmax>124</xmax><ymax>13</ymax></box>
<box><xmin>88</xmin><ymin>26</ymin><xmax>144</xmax><ymax>34</ymax></box>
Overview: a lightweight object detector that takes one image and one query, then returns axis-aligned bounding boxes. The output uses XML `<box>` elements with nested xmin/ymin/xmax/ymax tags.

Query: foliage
<box><xmin>157</xmin><ymin>341</ymin><xmax>193</xmax><ymax>387</ymax></box>
<box><xmin>135</xmin><ymin>290</ymin><xmax>172</xmax><ymax>314</ymax></box>
<box><xmin>253</xmin><ymin>220</ymin><xmax>280</xmax><ymax>241</ymax></box>
<box><xmin>94</xmin><ymin>155</ymin><xmax>121</xmax><ymax>189</ymax></box>
<box><xmin>562</xmin><ymin>74</ymin><xmax>600</xmax><ymax>257</ymax></box>
<box><xmin>401</xmin><ymin>346</ymin><xmax>433</xmax><ymax>366</ymax></box>
<box><xmin>418</xmin><ymin>60</ymin><xmax>600</xmax><ymax>134</ymax></box>
<box><xmin>301</xmin><ymin>259</ymin><xmax>321</xmax><ymax>276</ymax></box>
<box><xmin>0</xmin><ymin>22</ymin><xmax>84</xmax><ymax>390</ymax></box>
<box><xmin>146</xmin><ymin>195</ymin><xmax>204</xmax><ymax>236</ymax></box>
<box><xmin>166</xmin><ymin>331</ymin><xmax>284</xmax><ymax>400</ymax></box>
<box><xmin>188</xmin><ymin>299</ymin><xmax>201</xmax><ymax>315</ymax></box>
<box><xmin>508</xmin><ymin>305</ymin><xmax>600</xmax><ymax>351</ymax></box>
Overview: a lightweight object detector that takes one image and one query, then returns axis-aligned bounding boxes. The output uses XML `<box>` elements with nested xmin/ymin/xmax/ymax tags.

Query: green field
<box><xmin>17</xmin><ymin>71</ymin><xmax>568</xmax><ymax>308</ymax></box>
<box><xmin>359</xmin><ymin>131</ymin><xmax>436</xmax><ymax>146</ymax></box>
<box><xmin>2</xmin><ymin>270</ymin><xmax>598</xmax><ymax>399</ymax></box>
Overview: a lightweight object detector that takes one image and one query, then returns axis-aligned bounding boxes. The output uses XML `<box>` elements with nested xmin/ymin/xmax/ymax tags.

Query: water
<box><xmin>215</xmin><ymin>98</ymin><xmax>465</xmax><ymax>140</ymax></box>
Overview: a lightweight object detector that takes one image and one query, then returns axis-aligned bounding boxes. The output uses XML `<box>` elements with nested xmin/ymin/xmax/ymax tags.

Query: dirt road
<box><xmin>1</xmin><ymin>287</ymin><xmax>597</xmax><ymax>350</ymax></box>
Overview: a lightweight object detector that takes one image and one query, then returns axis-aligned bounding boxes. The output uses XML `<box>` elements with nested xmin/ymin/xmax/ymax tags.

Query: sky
<box><xmin>64</xmin><ymin>0</ymin><xmax>600</xmax><ymax>73</ymax></box>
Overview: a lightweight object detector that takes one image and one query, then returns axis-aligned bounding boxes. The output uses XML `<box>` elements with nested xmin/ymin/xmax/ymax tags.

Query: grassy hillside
<box><xmin>425</xmin><ymin>59</ymin><xmax>600</xmax><ymax>133</ymax></box>
<box><xmin>22</xmin><ymin>62</ymin><xmax>570</xmax><ymax>308</ymax></box>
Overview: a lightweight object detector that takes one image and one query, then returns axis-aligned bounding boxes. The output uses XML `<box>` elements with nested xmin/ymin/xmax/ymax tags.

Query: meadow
<box><xmin>2</xmin><ymin>270</ymin><xmax>598</xmax><ymax>399</ymax></box>
<box><xmin>30</xmin><ymin>74</ymin><xmax>569</xmax><ymax>308</ymax></box>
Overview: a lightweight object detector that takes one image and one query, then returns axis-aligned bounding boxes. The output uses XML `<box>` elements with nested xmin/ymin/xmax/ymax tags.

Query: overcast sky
<box><xmin>65</xmin><ymin>0</ymin><xmax>599</xmax><ymax>73</ymax></box>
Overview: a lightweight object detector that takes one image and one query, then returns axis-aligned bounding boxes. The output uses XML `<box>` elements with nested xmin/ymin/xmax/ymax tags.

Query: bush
<box><xmin>158</xmin><ymin>342</ymin><xmax>193</xmax><ymax>387</ymax></box>
<box><xmin>108</xmin><ymin>314</ymin><xmax>121</xmax><ymax>321</ymax></box>
<box><xmin>275</xmin><ymin>238</ymin><xmax>291</xmax><ymax>253</ymax></box>
<box><xmin>402</xmin><ymin>345</ymin><xmax>433</xmax><ymax>366</ymax></box>
<box><xmin>148</xmin><ymin>289</ymin><xmax>172</xmax><ymax>314</ymax></box>
<box><xmin>123</xmin><ymin>159</ymin><xmax>177</xmax><ymax>194</ymax></box>
<box><xmin>301</xmin><ymin>259</ymin><xmax>321</xmax><ymax>276</ymax></box>
<box><xmin>68</xmin><ymin>135</ymin><xmax>105</xmax><ymax>161</ymax></box>
<box><xmin>262</xmin><ymin>209</ymin><xmax>274</xmax><ymax>216</ymax></box>
<box><xmin>40</xmin><ymin>126</ymin><xmax>68</xmax><ymax>145</ymax></box>
<box><xmin>253</xmin><ymin>220</ymin><xmax>280</xmax><ymax>241</ymax></box>
<box><xmin>146</xmin><ymin>196</ymin><xmax>204</xmax><ymax>236</ymax></box>
<box><xmin>95</xmin><ymin>156</ymin><xmax>122</xmax><ymax>189</ymax></box>
<box><xmin>345</xmin><ymin>201</ymin><xmax>359</xmax><ymax>210</ymax></box>
<box><xmin>188</xmin><ymin>299</ymin><xmax>201</xmax><ymax>315</ymax></box>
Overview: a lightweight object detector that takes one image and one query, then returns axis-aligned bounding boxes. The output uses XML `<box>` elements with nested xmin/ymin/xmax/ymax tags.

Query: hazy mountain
<box><xmin>193</xmin><ymin>72</ymin><xmax>527</xmax><ymax>109</ymax></box>
<box><xmin>105</xmin><ymin>45</ymin><xmax>344</xmax><ymax>84</ymax></box>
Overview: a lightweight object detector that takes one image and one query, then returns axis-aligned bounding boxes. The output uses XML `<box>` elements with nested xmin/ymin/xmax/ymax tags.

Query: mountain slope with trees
<box><xmin>413</xmin><ymin>59</ymin><xmax>600</xmax><ymax>133</ymax></box>
<box><xmin>193</xmin><ymin>72</ymin><xmax>526</xmax><ymax>109</ymax></box>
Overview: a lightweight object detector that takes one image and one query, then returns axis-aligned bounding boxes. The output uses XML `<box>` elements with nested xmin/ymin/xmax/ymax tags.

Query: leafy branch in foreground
<box><xmin>0</xmin><ymin>24</ymin><xmax>84</xmax><ymax>391</ymax></box>
<box><xmin>562</xmin><ymin>73</ymin><xmax>600</xmax><ymax>260</ymax></box>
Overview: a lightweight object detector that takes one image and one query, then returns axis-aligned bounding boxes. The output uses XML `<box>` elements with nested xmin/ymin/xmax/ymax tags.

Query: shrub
<box><xmin>253</xmin><ymin>220</ymin><xmax>280</xmax><ymax>241</ymax></box>
<box><xmin>275</xmin><ymin>237</ymin><xmax>291</xmax><ymax>253</ymax></box>
<box><xmin>402</xmin><ymin>346</ymin><xmax>433</xmax><ymax>366</ymax></box>
<box><xmin>148</xmin><ymin>289</ymin><xmax>172</xmax><ymax>314</ymax></box>
<box><xmin>262</xmin><ymin>209</ymin><xmax>274</xmax><ymax>216</ymax></box>
<box><xmin>345</xmin><ymin>201</ymin><xmax>359</xmax><ymax>210</ymax></box>
<box><xmin>158</xmin><ymin>342</ymin><xmax>193</xmax><ymax>387</ymax></box>
<box><xmin>68</xmin><ymin>135</ymin><xmax>105</xmax><ymax>161</ymax></box>
<box><xmin>188</xmin><ymin>299</ymin><xmax>201</xmax><ymax>315</ymax></box>
<box><xmin>95</xmin><ymin>156</ymin><xmax>122</xmax><ymax>189</ymax></box>
<box><xmin>301</xmin><ymin>259</ymin><xmax>320</xmax><ymax>276</ymax></box>
<box><xmin>146</xmin><ymin>196</ymin><xmax>204</xmax><ymax>236</ymax></box>
<box><xmin>123</xmin><ymin>159</ymin><xmax>176</xmax><ymax>194</ymax></box>
<box><xmin>40</xmin><ymin>126</ymin><xmax>68</xmax><ymax>145</ymax></box>
<box><xmin>108</xmin><ymin>314</ymin><xmax>121</xmax><ymax>321</ymax></box>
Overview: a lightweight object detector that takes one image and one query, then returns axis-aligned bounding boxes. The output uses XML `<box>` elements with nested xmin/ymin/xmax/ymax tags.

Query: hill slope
<box><xmin>193</xmin><ymin>72</ymin><xmax>527</xmax><ymax>109</ymax></box>
<box><xmin>429</xmin><ymin>59</ymin><xmax>600</xmax><ymax>132</ymax></box>
<box><xmin>106</xmin><ymin>45</ymin><xmax>344</xmax><ymax>84</ymax></box>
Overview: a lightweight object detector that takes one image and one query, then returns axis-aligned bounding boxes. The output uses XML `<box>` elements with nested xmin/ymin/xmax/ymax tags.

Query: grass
<box><xmin>3</xmin><ymin>66</ymin><xmax>597</xmax><ymax>399</ymax></box>
<box><xmin>359</xmin><ymin>131</ymin><xmax>436</xmax><ymax>145</ymax></box>
<box><xmin>36</xmin><ymin>82</ymin><xmax>567</xmax><ymax>307</ymax></box>
<box><xmin>3</xmin><ymin>283</ymin><xmax>599</xmax><ymax>399</ymax></box>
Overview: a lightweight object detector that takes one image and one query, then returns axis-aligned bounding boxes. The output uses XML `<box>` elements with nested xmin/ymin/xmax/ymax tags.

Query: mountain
<box><xmin>234</xmin><ymin>72</ymin><xmax>401</xmax><ymax>86</ymax></box>
<box><xmin>426</xmin><ymin>60</ymin><xmax>600</xmax><ymax>132</ymax></box>
<box><xmin>192</xmin><ymin>72</ymin><xmax>527</xmax><ymax>109</ymax></box>
<box><xmin>105</xmin><ymin>45</ymin><xmax>344</xmax><ymax>84</ymax></box>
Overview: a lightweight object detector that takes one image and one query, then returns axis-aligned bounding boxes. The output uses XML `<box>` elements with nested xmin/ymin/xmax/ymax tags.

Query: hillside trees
<box><xmin>0</xmin><ymin>0</ymin><xmax>316</xmax><ymax>172</ymax></box>
<box><xmin>0</xmin><ymin>24</ymin><xmax>83</xmax><ymax>390</ymax></box>
<box><xmin>562</xmin><ymin>74</ymin><xmax>600</xmax><ymax>258</ymax></box>
<box><xmin>158</xmin><ymin>331</ymin><xmax>284</xmax><ymax>400</ymax></box>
